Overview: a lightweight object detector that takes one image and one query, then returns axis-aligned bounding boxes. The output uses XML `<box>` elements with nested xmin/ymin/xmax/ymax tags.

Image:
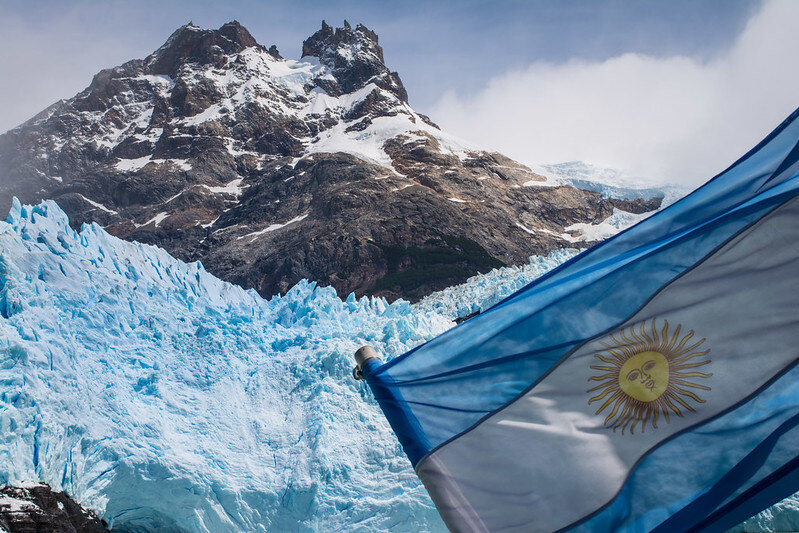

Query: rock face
<box><xmin>0</xmin><ymin>484</ymin><xmax>107</xmax><ymax>532</ymax></box>
<box><xmin>301</xmin><ymin>20</ymin><xmax>408</xmax><ymax>102</ymax></box>
<box><xmin>0</xmin><ymin>21</ymin><xmax>661</xmax><ymax>302</ymax></box>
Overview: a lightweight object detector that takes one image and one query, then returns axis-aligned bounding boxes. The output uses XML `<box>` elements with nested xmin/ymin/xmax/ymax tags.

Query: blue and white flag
<box><xmin>359</xmin><ymin>107</ymin><xmax>799</xmax><ymax>532</ymax></box>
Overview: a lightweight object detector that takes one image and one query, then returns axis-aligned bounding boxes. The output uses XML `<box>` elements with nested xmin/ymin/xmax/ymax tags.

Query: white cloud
<box><xmin>431</xmin><ymin>0</ymin><xmax>799</xmax><ymax>186</ymax></box>
<box><xmin>0</xmin><ymin>6</ymin><xmax>159</xmax><ymax>134</ymax></box>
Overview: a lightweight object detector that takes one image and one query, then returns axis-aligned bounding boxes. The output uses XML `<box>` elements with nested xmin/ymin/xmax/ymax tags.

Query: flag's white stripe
<box><xmin>417</xmin><ymin>195</ymin><xmax>799</xmax><ymax>532</ymax></box>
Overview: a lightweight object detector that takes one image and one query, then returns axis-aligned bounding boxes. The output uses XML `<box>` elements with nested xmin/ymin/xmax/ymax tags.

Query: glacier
<box><xmin>539</xmin><ymin>160</ymin><xmax>689</xmax><ymax>206</ymax></box>
<box><xmin>0</xmin><ymin>199</ymin><xmax>572</xmax><ymax>532</ymax></box>
<box><xmin>0</xmin><ymin>198</ymin><xmax>794</xmax><ymax>532</ymax></box>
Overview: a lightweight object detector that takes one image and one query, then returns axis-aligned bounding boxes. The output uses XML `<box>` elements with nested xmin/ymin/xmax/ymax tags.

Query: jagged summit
<box><xmin>302</xmin><ymin>20</ymin><xmax>407</xmax><ymax>102</ymax></box>
<box><xmin>0</xmin><ymin>20</ymin><xmax>661</xmax><ymax>302</ymax></box>
<box><xmin>146</xmin><ymin>21</ymin><xmax>262</xmax><ymax>77</ymax></box>
<box><xmin>143</xmin><ymin>19</ymin><xmax>401</xmax><ymax>98</ymax></box>
<box><xmin>302</xmin><ymin>20</ymin><xmax>382</xmax><ymax>62</ymax></box>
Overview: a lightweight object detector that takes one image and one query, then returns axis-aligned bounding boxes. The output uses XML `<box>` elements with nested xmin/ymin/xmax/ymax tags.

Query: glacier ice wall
<box><xmin>0</xmin><ymin>199</ymin><xmax>445</xmax><ymax>531</ymax></box>
<box><xmin>0</xmin><ymin>199</ymin><xmax>573</xmax><ymax>532</ymax></box>
<box><xmin>0</xmin><ymin>198</ymin><xmax>792</xmax><ymax>532</ymax></box>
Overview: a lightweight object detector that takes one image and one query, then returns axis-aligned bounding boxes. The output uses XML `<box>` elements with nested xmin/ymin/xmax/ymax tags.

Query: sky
<box><xmin>1</xmin><ymin>0</ymin><xmax>796</xmax><ymax>185</ymax></box>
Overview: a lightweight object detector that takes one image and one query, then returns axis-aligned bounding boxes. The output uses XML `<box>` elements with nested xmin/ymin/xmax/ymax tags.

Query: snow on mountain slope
<box><xmin>0</xmin><ymin>199</ymin><xmax>795</xmax><ymax>531</ymax></box>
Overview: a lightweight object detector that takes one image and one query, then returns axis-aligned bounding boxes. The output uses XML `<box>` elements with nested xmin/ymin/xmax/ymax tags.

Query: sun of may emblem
<box><xmin>586</xmin><ymin>319</ymin><xmax>712</xmax><ymax>434</ymax></box>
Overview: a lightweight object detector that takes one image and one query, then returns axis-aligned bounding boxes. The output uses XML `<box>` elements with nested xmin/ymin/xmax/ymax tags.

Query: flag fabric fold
<box><xmin>360</xmin><ymin>107</ymin><xmax>799</xmax><ymax>532</ymax></box>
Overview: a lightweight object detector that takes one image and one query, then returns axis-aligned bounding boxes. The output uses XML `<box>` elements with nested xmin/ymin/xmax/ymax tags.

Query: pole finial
<box><xmin>353</xmin><ymin>345</ymin><xmax>381</xmax><ymax>380</ymax></box>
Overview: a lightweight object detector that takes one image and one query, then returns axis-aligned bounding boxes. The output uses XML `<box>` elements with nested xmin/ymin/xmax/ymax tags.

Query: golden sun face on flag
<box><xmin>586</xmin><ymin>319</ymin><xmax>712</xmax><ymax>434</ymax></box>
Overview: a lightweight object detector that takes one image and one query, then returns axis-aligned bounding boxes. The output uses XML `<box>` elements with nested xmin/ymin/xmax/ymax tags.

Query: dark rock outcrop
<box><xmin>147</xmin><ymin>21</ymin><xmax>260</xmax><ymax>78</ymax></box>
<box><xmin>0</xmin><ymin>484</ymin><xmax>107</xmax><ymax>533</ymax></box>
<box><xmin>301</xmin><ymin>20</ymin><xmax>408</xmax><ymax>102</ymax></box>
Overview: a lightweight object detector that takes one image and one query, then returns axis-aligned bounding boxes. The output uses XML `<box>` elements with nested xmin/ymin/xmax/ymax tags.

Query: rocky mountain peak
<box><xmin>302</xmin><ymin>20</ymin><xmax>407</xmax><ymax>102</ymax></box>
<box><xmin>145</xmin><ymin>21</ymin><xmax>261</xmax><ymax>77</ymax></box>
<box><xmin>0</xmin><ymin>20</ymin><xmax>663</xmax><ymax>304</ymax></box>
<box><xmin>302</xmin><ymin>20</ymin><xmax>381</xmax><ymax>61</ymax></box>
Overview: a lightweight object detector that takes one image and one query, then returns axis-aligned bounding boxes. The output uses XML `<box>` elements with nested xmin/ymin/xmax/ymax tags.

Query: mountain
<box><xmin>0</xmin><ymin>21</ymin><xmax>661</xmax><ymax>302</ymax></box>
<box><xmin>0</xmin><ymin>199</ymin><xmax>792</xmax><ymax>532</ymax></box>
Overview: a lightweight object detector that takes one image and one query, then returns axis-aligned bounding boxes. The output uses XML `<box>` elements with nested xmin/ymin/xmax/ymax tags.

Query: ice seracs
<box><xmin>0</xmin><ymin>199</ymin><xmax>452</xmax><ymax>531</ymax></box>
<box><xmin>0</xmin><ymin>199</ymin><xmax>576</xmax><ymax>531</ymax></box>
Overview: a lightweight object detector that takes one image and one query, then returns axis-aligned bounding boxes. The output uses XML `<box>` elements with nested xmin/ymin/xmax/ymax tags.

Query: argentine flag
<box><xmin>357</xmin><ymin>108</ymin><xmax>799</xmax><ymax>532</ymax></box>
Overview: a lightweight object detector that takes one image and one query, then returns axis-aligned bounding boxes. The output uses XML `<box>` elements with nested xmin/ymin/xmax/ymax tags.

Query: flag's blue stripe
<box><xmin>692</xmin><ymin>454</ymin><xmax>799</xmax><ymax>532</ymax></box>
<box><xmin>361</xmin><ymin>358</ymin><xmax>431</xmax><ymax>464</ymax></box>
<box><xmin>759</xmin><ymin>138</ymin><xmax>799</xmax><ymax>189</ymax></box>
<box><xmin>566</xmin><ymin>346</ymin><xmax>799</xmax><ymax>532</ymax></box>
<box><xmin>366</xmin><ymin>108</ymin><xmax>799</xmax><ymax>465</ymax></box>
<box><xmin>375</xmin><ymin>179</ymin><xmax>799</xmax><ymax>467</ymax></box>
<box><xmin>654</xmin><ymin>413</ymin><xmax>799</xmax><ymax>533</ymax></box>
